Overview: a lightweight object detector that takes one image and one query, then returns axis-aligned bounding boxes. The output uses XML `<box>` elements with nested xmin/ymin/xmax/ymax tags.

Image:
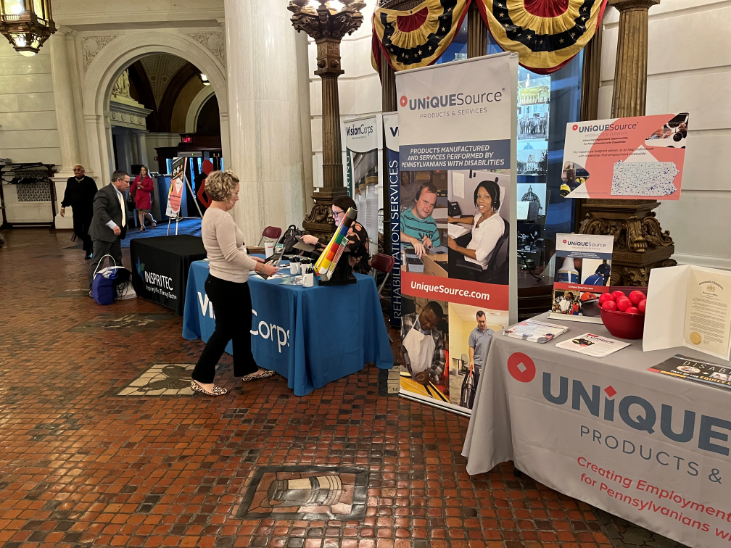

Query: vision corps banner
<box><xmin>395</xmin><ymin>53</ymin><xmax>518</xmax><ymax>416</ymax></box>
<box><xmin>384</xmin><ymin>112</ymin><xmax>401</xmax><ymax>327</ymax></box>
<box><xmin>344</xmin><ymin>115</ymin><xmax>380</xmax><ymax>245</ymax></box>
<box><xmin>467</xmin><ymin>344</ymin><xmax>731</xmax><ymax>548</ymax></box>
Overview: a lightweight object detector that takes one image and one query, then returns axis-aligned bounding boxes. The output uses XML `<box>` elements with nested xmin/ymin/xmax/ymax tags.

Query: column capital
<box><xmin>609</xmin><ymin>0</ymin><xmax>660</xmax><ymax>11</ymax></box>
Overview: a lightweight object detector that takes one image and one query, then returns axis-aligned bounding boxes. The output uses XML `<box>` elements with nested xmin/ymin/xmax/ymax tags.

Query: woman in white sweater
<box><xmin>191</xmin><ymin>170</ymin><xmax>278</xmax><ymax>396</ymax></box>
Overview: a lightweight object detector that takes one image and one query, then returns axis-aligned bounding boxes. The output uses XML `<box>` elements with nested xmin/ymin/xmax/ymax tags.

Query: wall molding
<box><xmin>674</xmin><ymin>253</ymin><xmax>731</xmax><ymax>271</ymax></box>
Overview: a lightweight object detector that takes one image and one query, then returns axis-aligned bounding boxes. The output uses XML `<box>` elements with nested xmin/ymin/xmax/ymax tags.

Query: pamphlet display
<box><xmin>650</xmin><ymin>354</ymin><xmax>731</xmax><ymax>392</ymax></box>
<box><xmin>555</xmin><ymin>332</ymin><xmax>630</xmax><ymax>358</ymax></box>
<box><xmin>503</xmin><ymin>319</ymin><xmax>567</xmax><ymax>343</ymax></box>
<box><xmin>395</xmin><ymin>52</ymin><xmax>518</xmax><ymax>416</ymax></box>
<box><xmin>561</xmin><ymin>113</ymin><xmax>688</xmax><ymax>200</ymax></box>
<box><xmin>644</xmin><ymin>265</ymin><xmax>731</xmax><ymax>360</ymax></box>
<box><xmin>549</xmin><ymin>234</ymin><xmax>613</xmax><ymax>324</ymax></box>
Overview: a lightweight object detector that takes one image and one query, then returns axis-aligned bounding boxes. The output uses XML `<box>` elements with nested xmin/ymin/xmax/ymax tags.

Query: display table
<box><xmin>462</xmin><ymin>313</ymin><xmax>731</xmax><ymax>548</ymax></box>
<box><xmin>182</xmin><ymin>261</ymin><xmax>394</xmax><ymax>396</ymax></box>
<box><xmin>130</xmin><ymin>236</ymin><xmax>206</xmax><ymax>315</ymax></box>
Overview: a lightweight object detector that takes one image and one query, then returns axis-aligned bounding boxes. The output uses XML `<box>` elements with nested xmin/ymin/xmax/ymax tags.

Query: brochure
<box><xmin>556</xmin><ymin>333</ymin><xmax>630</xmax><ymax>358</ymax></box>
<box><xmin>561</xmin><ymin>113</ymin><xmax>688</xmax><ymax>200</ymax></box>
<box><xmin>504</xmin><ymin>319</ymin><xmax>568</xmax><ymax>344</ymax></box>
<box><xmin>548</xmin><ymin>234</ymin><xmax>613</xmax><ymax>324</ymax></box>
<box><xmin>649</xmin><ymin>354</ymin><xmax>731</xmax><ymax>392</ymax></box>
<box><xmin>643</xmin><ymin>265</ymin><xmax>731</xmax><ymax>360</ymax></box>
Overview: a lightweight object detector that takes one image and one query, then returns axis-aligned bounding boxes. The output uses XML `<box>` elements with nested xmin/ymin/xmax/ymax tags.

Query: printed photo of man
<box><xmin>401</xmin><ymin>182</ymin><xmax>441</xmax><ymax>257</ymax></box>
<box><xmin>468</xmin><ymin>311</ymin><xmax>495</xmax><ymax>393</ymax></box>
<box><xmin>401</xmin><ymin>301</ymin><xmax>445</xmax><ymax>388</ymax></box>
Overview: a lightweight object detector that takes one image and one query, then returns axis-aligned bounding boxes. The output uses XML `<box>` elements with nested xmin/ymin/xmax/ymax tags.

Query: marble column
<box><xmin>49</xmin><ymin>28</ymin><xmax>81</xmax><ymax>229</ymax></box>
<box><xmin>223</xmin><ymin>0</ymin><xmax>307</xmax><ymax>244</ymax></box>
<box><xmin>135</xmin><ymin>131</ymin><xmax>149</xmax><ymax>169</ymax></box>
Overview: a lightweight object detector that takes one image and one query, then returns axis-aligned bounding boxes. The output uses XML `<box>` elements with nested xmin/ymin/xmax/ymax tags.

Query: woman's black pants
<box><xmin>191</xmin><ymin>275</ymin><xmax>258</xmax><ymax>383</ymax></box>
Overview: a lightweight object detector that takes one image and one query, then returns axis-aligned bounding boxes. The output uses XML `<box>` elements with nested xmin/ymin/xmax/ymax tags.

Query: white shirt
<box><xmin>105</xmin><ymin>185</ymin><xmax>126</xmax><ymax>229</ymax></box>
<box><xmin>465</xmin><ymin>212</ymin><xmax>504</xmax><ymax>269</ymax></box>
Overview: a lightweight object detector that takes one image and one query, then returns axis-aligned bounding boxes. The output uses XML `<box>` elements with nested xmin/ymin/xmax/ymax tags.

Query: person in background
<box><xmin>131</xmin><ymin>165</ymin><xmax>157</xmax><ymax>231</ymax></box>
<box><xmin>400</xmin><ymin>182</ymin><xmax>441</xmax><ymax>257</ymax></box>
<box><xmin>468</xmin><ymin>311</ymin><xmax>495</xmax><ymax>393</ymax></box>
<box><xmin>88</xmin><ymin>170</ymin><xmax>130</xmax><ymax>292</ymax></box>
<box><xmin>60</xmin><ymin>165</ymin><xmax>98</xmax><ymax>260</ymax></box>
<box><xmin>191</xmin><ymin>170</ymin><xmax>278</xmax><ymax>397</ymax></box>
<box><xmin>301</xmin><ymin>195</ymin><xmax>370</xmax><ymax>274</ymax></box>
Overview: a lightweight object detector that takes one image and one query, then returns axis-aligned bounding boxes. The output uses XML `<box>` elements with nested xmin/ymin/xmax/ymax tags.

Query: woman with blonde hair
<box><xmin>130</xmin><ymin>165</ymin><xmax>156</xmax><ymax>231</ymax></box>
<box><xmin>190</xmin><ymin>170</ymin><xmax>278</xmax><ymax>396</ymax></box>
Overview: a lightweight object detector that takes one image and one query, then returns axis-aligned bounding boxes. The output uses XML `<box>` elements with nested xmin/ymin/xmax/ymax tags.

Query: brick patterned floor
<box><xmin>0</xmin><ymin>229</ymin><xmax>687</xmax><ymax>548</ymax></box>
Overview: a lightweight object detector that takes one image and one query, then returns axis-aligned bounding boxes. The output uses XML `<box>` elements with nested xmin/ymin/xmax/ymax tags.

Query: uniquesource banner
<box><xmin>395</xmin><ymin>52</ymin><xmax>517</xmax><ymax>416</ymax></box>
<box><xmin>562</xmin><ymin>113</ymin><xmax>689</xmax><ymax>200</ymax></box>
<box><xmin>384</xmin><ymin>112</ymin><xmax>402</xmax><ymax>327</ymax></box>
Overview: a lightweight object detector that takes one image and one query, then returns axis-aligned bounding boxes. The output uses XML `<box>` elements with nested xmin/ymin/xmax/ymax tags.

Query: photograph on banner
<box><xmin>165</xmin><ymin>157</ymin><xmax>186</xmax><ymax>218</ymax></box>
<box><xmin>562</xmin><ymin>113</ymin><xmax>689</xmax><ymax>200</ymax></box>
<box><xmin>344</xmin><ymin>115</ymin><xmax>381</xmax><ymax>246</ymax></box>
<box><xmin>396</xmin><ymin>53</ymin><xmax>518</xmax><ymax>416</ymax></box>
<box><xmin>399</xmin><ymin>170</ymin><xmax>448</xmax><ymax>275</ymax></box>
<box><xmin>448</xmin><ymin>303</ymin><xmax>506</xmax><ymax>411</ymax></box>
<box><xmin>446</xmin><ymin>169</ymin><xmax>510</xmax><ymax>285</ymax></box>
<box><xmin>383</xmin><ymin>112</ymin><xmax>402</xmax><ymax>327</ymax></box>
<box><xmin>548</xmin><ymin>233</ymin><xmax>613</xmax><ymax>324</ymax></box>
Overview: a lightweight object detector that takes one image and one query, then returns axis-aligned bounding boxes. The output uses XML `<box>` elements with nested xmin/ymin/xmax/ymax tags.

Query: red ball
<box><xmin>599</xmin><ymin>293</ymin><xmax>615</xmax><ymax>304</ymax></box>
<box><xmin>617</xmin><ymin>298</ymin><xmax>632</xmax><ymax>312</ymax></box>
<box><xmin>612</xmin><ymin>290</ymin><xmax>626</xmax><ymax>300</ymax></box>
<box><xmin>638</xmin><ymin>299</ymin><xmax>647</xmax><ymax>314</ymax></box>
<box><xmin>602</xmin><ymin>300</ymin><xmax>618</xmax><ymax>312</ymax></box>
<box><xmin>626</xmin><ymin>306</ymin><xmax>640</xmax><ymax>315</ymax></box>
<box><xmin>629</xmin><ymin>291</ymin><xmax>645</xmax><ymax>306</ymax></box>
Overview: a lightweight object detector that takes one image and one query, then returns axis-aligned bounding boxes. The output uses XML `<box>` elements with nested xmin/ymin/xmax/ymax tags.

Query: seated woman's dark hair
<box><xmin>333</xmin><ymin>195</ymin><xmax>357</xmax><ymax>215</ymax></box>
<box><xmin>473</xmin><ymin>179</ymin><xmax>500</xmax><ymax>212</ymax></box>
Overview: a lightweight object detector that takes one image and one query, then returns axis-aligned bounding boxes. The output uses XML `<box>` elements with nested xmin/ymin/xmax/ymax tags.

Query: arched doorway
<box><xmin>81</xmin><ymin>32</ymin><xmax>229</xmax><ymax>186</ymax></box>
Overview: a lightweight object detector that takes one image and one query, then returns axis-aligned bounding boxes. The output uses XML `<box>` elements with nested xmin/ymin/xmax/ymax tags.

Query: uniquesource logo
<box><xmin>401</xmin><ymin>89</ymin><xmax>504</xmax><ymax>111</ymax></box>
<box><xmin>506</xmin><ymin>352</ymin><xmax>731</xmax><ymax>459</ymax></box>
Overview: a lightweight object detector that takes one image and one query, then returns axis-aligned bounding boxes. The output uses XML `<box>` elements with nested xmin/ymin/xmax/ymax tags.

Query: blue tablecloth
<box><xmin>182</xmin><ymin>261</ymin><xmax>393</xmax><ymax>396</ymax></box>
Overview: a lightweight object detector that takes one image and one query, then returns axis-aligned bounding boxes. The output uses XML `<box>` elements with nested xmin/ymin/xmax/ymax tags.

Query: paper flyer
<box><xmin>549</xmin><ymin>234</ymin><xmax>613</xmax><ymax>324</ymax></box>
<box><xmin>644</xmin><ymin>265</ymin><xmax>731</xmax><ymax>360</ymax></box>
<box><xmin>649</xmin><ymin>354</ymin><xmax>731</xmax><ymax>392</ymax></box>
<box><xmin>503</xmin><ymin>319</ymin><xmax>567</xmax><ymax>344</ymax></box>
<box><xmin>556</xmin><ymin>333</ymin><xmax>630</xmax><ymax>358</ymax></box>
<box><xmin>561</xmin><ymin>113</ymin><xmax>688</xmax><ymax>200</ymax></box>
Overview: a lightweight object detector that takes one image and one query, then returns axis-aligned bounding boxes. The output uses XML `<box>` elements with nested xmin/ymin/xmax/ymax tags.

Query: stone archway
<box><xmin>81</xmin><ymin>31</ymin><xmax>229</xmax><ymax>185</ymax></box>
<box><xmin>185</xmin><ymin>86</ymin><xmax>216</xmax><ymax>134</ymax></box>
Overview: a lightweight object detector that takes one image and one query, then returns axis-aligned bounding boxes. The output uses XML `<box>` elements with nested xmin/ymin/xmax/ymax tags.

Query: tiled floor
<box><xmin>0</xmin><ymin>229</ymin><xmax>687</xmax><ymax>548</ymax></box>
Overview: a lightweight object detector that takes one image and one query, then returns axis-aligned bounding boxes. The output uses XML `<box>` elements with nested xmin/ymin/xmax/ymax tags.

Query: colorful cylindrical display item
<box><xmin>315</xmin><ymin>207</ymin><xmax>357</xmax><ymax>275</ymax></box>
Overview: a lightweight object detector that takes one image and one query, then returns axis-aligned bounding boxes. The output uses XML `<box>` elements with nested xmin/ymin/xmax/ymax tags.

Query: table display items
<box><xmin>555</xmin><ymin>332</ymin><xmax>630</xmax><ymax>358</ymax></box>
<box><xmin>644</xmin><ymin>265</ymin><xmax>731</xmax><ymax>360</ymax></box>
<box><xmin>314</xmin><ymin>207</ymin><xmax>357</xmax><ymax>285</ymax></box>
<box><xmin>598</xmin><ymin>288</ymin><xmax>647</xmax><ymax>339</ymax></box>
<box><xmin>503</xmin><ymin>318</ymin><xmax>568</xmax><ymax>344</ymax></box>
<box><xmin>649</xmin><ymin>354</ymin><xmax>731</xmax><ymax>391</ymax></box>
<box><xmin>549</xmin><ymin>234</ymin><xmax>613</xmax><ymax>324</ymax></box>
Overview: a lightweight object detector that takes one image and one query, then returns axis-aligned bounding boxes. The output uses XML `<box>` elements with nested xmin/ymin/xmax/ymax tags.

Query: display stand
<box><xmin>319</xmin><ymin>250</ymin><xmax>356</xmax><ymax>286</ymax></box>
<box><xmin>167</xmin><ymin>173</ymin><xmax>203</xmax><ymax>236</ymax></box>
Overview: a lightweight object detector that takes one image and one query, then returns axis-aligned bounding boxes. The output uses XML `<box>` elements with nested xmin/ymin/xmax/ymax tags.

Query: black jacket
<box><xmin>61</xmin><ymin>176</ymin><xmax>97</xmax><ymax>219</ymax></box>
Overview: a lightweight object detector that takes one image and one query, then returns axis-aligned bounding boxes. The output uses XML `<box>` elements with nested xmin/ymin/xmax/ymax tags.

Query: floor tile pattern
<box><xmin>0</xmin><ymin>229</ymin><xmax>687</xmax><ymax>547</ymax></box>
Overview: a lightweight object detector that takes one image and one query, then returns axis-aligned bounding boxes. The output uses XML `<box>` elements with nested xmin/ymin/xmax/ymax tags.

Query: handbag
<box><xmin>91</xmin><ymin>254</ymin><xmax>119</xmax><ymax>305</ymax></box>
<box><xmin>279</xmin><ymin>224</ymin><xmax>303</xmax><ymax>254</ymax></box>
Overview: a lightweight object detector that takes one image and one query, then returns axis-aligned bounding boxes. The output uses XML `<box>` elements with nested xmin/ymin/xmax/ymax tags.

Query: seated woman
<box><xmin>447</xmin><ymin>179</ymin><xmax>504</xmax><ymax>281</ymax></box>
<box><xmin>301</xmin><ymin>196</ymin><xmax>371</xmax><ymax>274</ymax></box>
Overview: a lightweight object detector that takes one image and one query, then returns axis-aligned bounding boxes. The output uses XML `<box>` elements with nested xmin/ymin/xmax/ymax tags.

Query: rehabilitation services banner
<box><xmin>395</xmin><ymin>52</ymin><xmax>518</xmax><ymax>416</ymax></box>
<box><xmin>383</xmin><ymin>112</ymin><xmax>401</xmax><ymax>328</ymax></box>
<box><xmin>344</xmin><ymin>115</ymin><xmax>380</xmax><ymax>246</ymax></box>
<box><xmin>562</xmin><ymin>113</ymin><xmax>689</xmax><ymax>200</ymax></box>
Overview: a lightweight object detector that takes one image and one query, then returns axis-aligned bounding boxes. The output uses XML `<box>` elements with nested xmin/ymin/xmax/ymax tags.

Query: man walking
<box><xmin>468</xmin><ymin>310</ymin><xmax>495</xmax><ymax>392</ymax></box>
<box><xmin>400</xmin><ymin>181</ymin><xmax>441</xmax><ymax>257</ymax></box>
<box><xmin>88</xmin><ymin>170</ymin><xmax>130</xmax><ymax>292</ymax></box>
<box><xmin>60</xmin><ymin>165</ymin><xmax>98</xmax><ymax>259</ymax></box>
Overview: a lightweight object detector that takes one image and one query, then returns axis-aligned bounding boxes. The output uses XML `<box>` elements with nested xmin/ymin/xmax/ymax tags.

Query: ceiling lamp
<box><xmin>200</xmin><ymin>73</ymin><xmax>210</xmax><ymax>86</ymax></box>
<box><xmin>0</xmin><ymin>0</ymin><xmax>56</xmax><ymax>57</ymax></box>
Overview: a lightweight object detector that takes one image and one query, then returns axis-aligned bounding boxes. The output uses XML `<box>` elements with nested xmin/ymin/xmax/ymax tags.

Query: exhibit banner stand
<box><xmin>395</xmin><ymin>52</ymin><xmax>519</xmax><ymax>416</ymax></box>
<box><xmin>344</xmin><ymin>115</ymin><xmax>381</xmax><ymax>247</ymax></box>
<box><xmin>166</xmin><ymin>157</ymin><xmax>203</xmax><ymax>236</ymax></box>
<box><xmin>383</xmin><ymin>112</ymin><xmax>401</xmax><ymax>327</ymax></box>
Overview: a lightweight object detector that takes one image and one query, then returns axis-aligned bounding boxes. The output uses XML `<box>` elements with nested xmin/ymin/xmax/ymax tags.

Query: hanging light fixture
<box><xmin>0</xmin><ymin>0</ymin><xmax>56</xmax><ymax>57</ymax></box>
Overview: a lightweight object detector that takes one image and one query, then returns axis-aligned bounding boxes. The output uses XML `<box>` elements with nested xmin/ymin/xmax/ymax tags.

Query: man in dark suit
<box><xmin>60</xmin><ymin>164</ymin><xmax>98</xmax><ymax>260</ymax></box>
<box><xmin>88</xmin><ymin>170</ymin><xmax>130</xmax><ymax>291</ymax></box>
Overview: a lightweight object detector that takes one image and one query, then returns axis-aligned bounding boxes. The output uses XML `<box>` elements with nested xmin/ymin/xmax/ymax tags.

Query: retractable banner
<box><xmin>165</xmin><ymin>157</ymin><xmax>186</xmax><ymax>218</ymax></box>
<box><xmin>396</xmin><ymin>52</ymin><xmax>518</xmax><ymax>416</ymax></box>
<box><xmin>383</xmin><ymin>112</ymin><xmax>401</xmax><ymax>327</ymax></box>
<box><xmin>344</xmin><ymin>115</ymin><xmax>380</xmax><ymax>246</ymax></box>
